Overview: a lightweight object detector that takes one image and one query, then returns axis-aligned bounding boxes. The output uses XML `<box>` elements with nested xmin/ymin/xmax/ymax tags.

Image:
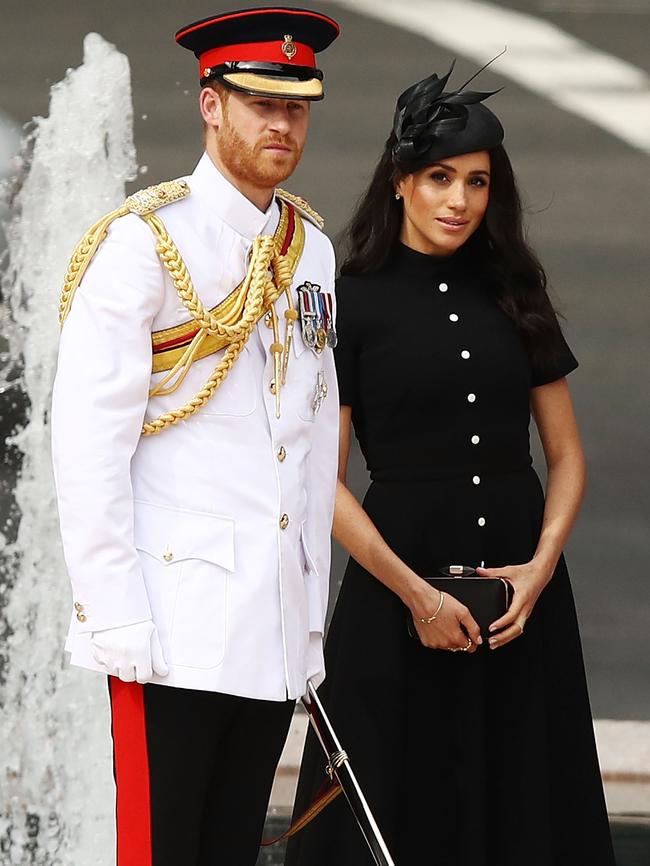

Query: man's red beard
<box><xmin>217</xmin><ymin>115</ymin><xmax>303</xmax><ymax>189</ymax></box>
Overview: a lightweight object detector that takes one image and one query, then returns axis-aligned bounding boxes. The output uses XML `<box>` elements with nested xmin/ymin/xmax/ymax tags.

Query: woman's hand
<box><xmin>476</xmin><ymin>561</ymin><xmax>552</xmax><ymax>649</ymax></box>
<box><xmin>408</xmin><ymin>582</ymin><xmax>482</xmax><ymax>653</ymax></box>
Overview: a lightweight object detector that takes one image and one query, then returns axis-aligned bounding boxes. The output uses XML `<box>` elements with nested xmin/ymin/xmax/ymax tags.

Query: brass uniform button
<box><xmin>76</xmin><ymin>613</ymin><xmax>87</xmax><ymax>623</ymax></box>
<box><xmin>279</xmin><ymin>514</ymin><xmax>290</xmax><ymax>530</ymax></box>
<box><xmin>74</xmin><ymin>602</ymin><xmax>84</xmax><ymax>612</ymax></box>
<box><xmin>264</xmin><ymin>311</ymin><xmax>273</xmax><ymax>328</ymax></box>
<box><xmin>269</xmin><ymin>379</ymin><xmax>277</xmax><ymax>395</ymax></box>
<box><xmin>277</xmin><ymin>446</ymin><xmax>287</xmax><ymax>462</ymax></box>
<box><xmin>163</xmin><ymin>549</ymin><xmax>173</xmax><ymax>562</ymax></box>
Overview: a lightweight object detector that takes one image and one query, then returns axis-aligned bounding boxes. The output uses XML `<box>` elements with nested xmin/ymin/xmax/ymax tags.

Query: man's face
<box><xmin>213</xmin><ymin>89</ymin><xmax>310</xmax><ymax>189</ymax></box>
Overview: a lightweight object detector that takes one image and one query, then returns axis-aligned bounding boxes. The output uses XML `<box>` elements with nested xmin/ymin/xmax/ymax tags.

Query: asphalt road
<box><xmin>1</xmin><ymin>0</ymin><xmax>648</xmax><ymax>718</ymax></box>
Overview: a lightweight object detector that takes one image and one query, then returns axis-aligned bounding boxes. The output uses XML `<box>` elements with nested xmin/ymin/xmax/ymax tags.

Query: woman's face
<box><xmin>396</xmin><ymin>151</ymin><xmax>491</xmax><ymax>256</ymax></box>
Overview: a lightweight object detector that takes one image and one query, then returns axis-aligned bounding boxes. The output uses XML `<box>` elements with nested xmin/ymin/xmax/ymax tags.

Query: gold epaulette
<box><xmin>59</xmin><ymin>179</ymin><xmax>191</xmax><ymax>327</ymax></box>
<box><xmin>276</xmin><ymin>188</ymin><xmax>324</xmax><ymax>230</ymax></box>
<box><xmin>125</xmin><ymin>178</ymin><xmax>190</xmax><ymax>215</ymax></box>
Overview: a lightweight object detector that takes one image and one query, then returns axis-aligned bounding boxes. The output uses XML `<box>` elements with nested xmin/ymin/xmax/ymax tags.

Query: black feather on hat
<box><xmin>392</xmin><ymin>60</ymin><xmax>504</xmax><ymax>171</ymax></box>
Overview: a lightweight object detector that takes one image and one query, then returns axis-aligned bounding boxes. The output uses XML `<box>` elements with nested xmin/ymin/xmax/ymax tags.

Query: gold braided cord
<box><xmin>58</xmin><ymin>185</ymin><xmax>305</xmax><ymax>437</ymax></box>
<box><xmin>148</xmin><ymin>330</ymin><xmax>208</xmax><ymax>398</ymax></box>
<box><xmin>59</xmin><ymin>180</ymin><xmax>190</xmax><ymax>326</ymax></box>
<box><xmin>150</xmin><ymin>204</ymin><xmax>304</xmax><ymax>374</ymax></box>
<box><xmin>142</xmin><ymin>338</ymin><xmax>244</xmax><ymax>436</ymax></box>
<box><xmin>59</xmin><ymin>206</ymin><xmax>129</xmax><ymax>326</ymax></box>
<box><xmin>141</xmin><ymin>230</ymin><xmax>295</xmax><ymax>436</ymax></box>
<box><xmin>147</xmin><ymin>212</ymin><xmax>267</xmax><ymax>342</ymax></box>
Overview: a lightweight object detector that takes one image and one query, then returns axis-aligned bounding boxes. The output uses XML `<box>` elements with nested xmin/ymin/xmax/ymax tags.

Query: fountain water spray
<box><xmin>1</xmin><ymin>33</ymin><xmax>137</xmax><ymax>865</ymax></box>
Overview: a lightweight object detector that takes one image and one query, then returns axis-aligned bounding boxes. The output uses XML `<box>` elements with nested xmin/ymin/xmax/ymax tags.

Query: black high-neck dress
<box><xmin>285</xmin><ymin>243</ymin><xmax>614</xmax><ymax>866</ymax></box>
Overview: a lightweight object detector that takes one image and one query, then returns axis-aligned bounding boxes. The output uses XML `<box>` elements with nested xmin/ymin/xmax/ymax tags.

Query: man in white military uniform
<box><xmin>51</xmin><ymin>8</ymin><xmax>340</xmax><ymax>865</ymax></box>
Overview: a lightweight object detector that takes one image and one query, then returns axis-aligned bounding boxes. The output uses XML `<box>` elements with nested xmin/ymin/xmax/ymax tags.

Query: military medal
<box><xmin>304</xmin><ymin>324</ymin><xmax>317</xmax><ymax>348</ymax></box>
<box><xmin>314</xmin><ymin>292</ymin><xmax>327</xmax><ymax>351</ymax></box>
<box><xmin>322</xmin><ymin>291</ymin><xmax>338</xmax><ymax>348</ymax></box>
<box><xmin>298</xmin><ymin>283</ymin><xmax>337</xmax><ymax>355</ymax></box>
<box><xmin>298</xmin><ymin>283</ymin><xmax>320</xmax><ymax>352</ymax></box>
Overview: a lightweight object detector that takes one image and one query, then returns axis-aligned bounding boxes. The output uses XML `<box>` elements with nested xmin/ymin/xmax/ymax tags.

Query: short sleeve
<box><xmin>530</xmin><ymin>327</ymin><xmax>579</xmax><ymax>387</ymax></box>
<box><xmin>333</xmin><ymin>276</ymin><xmax>361</xmax><ymax>407</ymax></box>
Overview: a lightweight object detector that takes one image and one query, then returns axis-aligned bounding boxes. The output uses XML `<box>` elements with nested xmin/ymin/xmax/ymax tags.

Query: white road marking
<box><xmin>595</xmin><ymin>719</ymin><xmax>650</xmax><ymax>777</ymax></box>
<box><xmin>542</xmin><ymin>0</ymin><xmax>650</xmax><ymax>12</ymax></box>
<box><xmin>327</xmin><ymin>0</ymin><xmax>650</xmax><ymax>154</ymax></box>
<box><xmin>595</xmin><ymin>720</ymin><xmax>650</xmax><ymax>813</ymax></box>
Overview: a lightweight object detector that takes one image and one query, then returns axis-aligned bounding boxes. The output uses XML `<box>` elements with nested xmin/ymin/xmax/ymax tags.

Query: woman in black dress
<box><xmin>286</xmin><ymin>68</ymin><xmax>614</xmax><ymax>865</ymax></box>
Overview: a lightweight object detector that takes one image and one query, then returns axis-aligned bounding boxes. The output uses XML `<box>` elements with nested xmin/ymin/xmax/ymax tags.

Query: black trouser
<box><xmin>108</xmin><ymin>678</ymin><xmax>295</xmax><ymax>866</ymax></box>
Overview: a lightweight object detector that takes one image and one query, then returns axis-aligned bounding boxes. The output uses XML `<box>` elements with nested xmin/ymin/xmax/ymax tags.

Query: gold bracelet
<box><xmin>419</xmin><ymin>590</ymin><xmax>445</xmax><ymax>624</ymax></box>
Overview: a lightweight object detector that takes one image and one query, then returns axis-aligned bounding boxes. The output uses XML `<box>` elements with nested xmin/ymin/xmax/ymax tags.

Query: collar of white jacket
<box><xmin>189</xmin><ymin>152</ymin><xmax>278</xmax><ymax>240</ymax></box>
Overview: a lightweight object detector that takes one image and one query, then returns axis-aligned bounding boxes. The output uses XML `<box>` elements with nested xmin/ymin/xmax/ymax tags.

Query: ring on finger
<box><xmin>448</xmin><ymin>637</ymin><xmax>473</xmax><ymax>653</ymax></box>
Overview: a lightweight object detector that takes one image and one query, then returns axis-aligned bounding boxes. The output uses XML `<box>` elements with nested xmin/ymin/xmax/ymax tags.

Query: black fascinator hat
<box><xmin>392</xmin><ymin>59</ymin><xmax>504</xmax><ymax>172</ymax></box>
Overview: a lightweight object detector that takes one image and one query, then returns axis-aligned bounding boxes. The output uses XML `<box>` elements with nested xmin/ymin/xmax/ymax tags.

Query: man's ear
<box><xmin>199</xmin><ymin>87</ymin><xmax>224</xmax><ymax>132</ymax></box>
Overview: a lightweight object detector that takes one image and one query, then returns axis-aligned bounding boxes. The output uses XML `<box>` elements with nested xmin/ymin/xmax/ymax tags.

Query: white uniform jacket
<box><xmin>51</xmin><ymin>153</ymin><xmax>339</xmax><ymax>701</ymax></box>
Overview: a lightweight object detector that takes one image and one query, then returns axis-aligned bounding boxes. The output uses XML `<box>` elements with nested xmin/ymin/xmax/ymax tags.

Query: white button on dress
<box><xmin>473</xmin><ymin>475</ymin><xmax>481</xmax><ymax>485</ymax></box>
<box><xmin>438</xmin><ymin>282</ymin><xmax>448</xmax><ymax>292</ymax></box>
<box><xmin>449</xmin><ymin>313</ymin><xmax>459</xmax><ymax>323</ymax></box>
<box><xmin>471</xmin><ymin>435</ymin><xmax>480</xmax><ymax>445</ymax></box>
<box><xmin>478</xmin><ymin>517</ymin><xmax>486</xmax><ymax>527</ymax></box>
<box><xmin>467</xmin><ymin>393</ymin><xmax>476</xmax><ymax>403</ymax></box>
<box><xmin>461</xmin><ymin>350</ymin><xmax>471</xmax><ymax>359</ymax></box>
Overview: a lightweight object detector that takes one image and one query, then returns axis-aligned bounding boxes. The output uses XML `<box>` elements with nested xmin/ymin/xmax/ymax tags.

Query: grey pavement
<box><xmin>1</xmin><ymin>0</ymin><xmax>649</xmax><ymax>719</ymax></box>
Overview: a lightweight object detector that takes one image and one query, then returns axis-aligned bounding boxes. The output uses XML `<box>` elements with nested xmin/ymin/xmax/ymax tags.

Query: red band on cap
<box><xmin>200</xmin><ymin>40</ymin><xmax>315</xmax><ymax>74</ymax></box>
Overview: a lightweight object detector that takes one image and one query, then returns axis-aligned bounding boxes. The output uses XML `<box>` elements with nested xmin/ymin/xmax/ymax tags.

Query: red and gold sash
<box><xmin>151</xmin><ymin>200</ymin><xmax>304</xmax><ymax>374</ymax></box>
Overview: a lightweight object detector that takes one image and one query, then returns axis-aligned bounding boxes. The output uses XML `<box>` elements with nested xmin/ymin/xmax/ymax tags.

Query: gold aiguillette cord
<box><xmin>282</xmin><ymin>291</ymin><xmax>299</xmax><ymax>385</ymax></box>
<box><xmin>269</xmin><ymin>305</ymin><xmax>284</xmax><ymax>419</ymax></box>
<box><xmin>269</xmin><ymin>282</ymin><xmax>299</xmax><ymax>418</ymax></box>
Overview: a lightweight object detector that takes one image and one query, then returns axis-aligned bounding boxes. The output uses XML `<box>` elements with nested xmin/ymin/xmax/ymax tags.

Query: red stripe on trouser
<box><xmin>110</xmin><ymin>679</ymin><xmax>152</xmax><ymax>866</ymax></box>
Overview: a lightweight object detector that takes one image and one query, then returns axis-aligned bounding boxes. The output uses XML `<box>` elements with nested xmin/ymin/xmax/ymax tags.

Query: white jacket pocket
<box><xmin>134</xmin><ymin>501</ymin><xmax>235</xmax><ymax>669</ymax></box>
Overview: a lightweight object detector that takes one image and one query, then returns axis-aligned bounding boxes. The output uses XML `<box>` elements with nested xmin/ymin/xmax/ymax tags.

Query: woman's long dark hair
<box><xmin>339</xmin><ymin>135</ymin><xmax>566</xmax><ymax>369</ymax></box>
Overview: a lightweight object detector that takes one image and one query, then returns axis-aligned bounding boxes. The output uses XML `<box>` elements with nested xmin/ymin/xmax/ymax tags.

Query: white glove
<box><xmin>90</xmin><ymin>620</ymin><xmax>169</xmax><ymax>684</ymax></box>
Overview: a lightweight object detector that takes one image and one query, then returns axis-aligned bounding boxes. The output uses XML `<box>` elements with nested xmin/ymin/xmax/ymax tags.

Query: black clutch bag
<box><xmin>407</xmin><ymin>565</ymin><xmax>514</xmax><ymax>643</ymax></box>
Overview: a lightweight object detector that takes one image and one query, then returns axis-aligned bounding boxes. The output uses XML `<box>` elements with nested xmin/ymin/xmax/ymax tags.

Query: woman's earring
<box><xmin>395</xmin><ymin>192</ymin><xmax>401</xmax><ymax>200</ymax></box>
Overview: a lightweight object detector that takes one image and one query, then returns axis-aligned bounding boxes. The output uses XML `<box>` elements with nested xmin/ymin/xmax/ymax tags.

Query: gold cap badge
<box><xmin>282</xmin><ymin>35</ymin><xmax>297</xmax><ymax>61</ymax></box>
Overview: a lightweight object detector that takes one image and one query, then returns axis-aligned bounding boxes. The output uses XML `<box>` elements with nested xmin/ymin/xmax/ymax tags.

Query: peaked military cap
<box><xmin>176</xmin><ymin>6</ymin><xmax>340</xmax><ymax>101</ymax></box>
